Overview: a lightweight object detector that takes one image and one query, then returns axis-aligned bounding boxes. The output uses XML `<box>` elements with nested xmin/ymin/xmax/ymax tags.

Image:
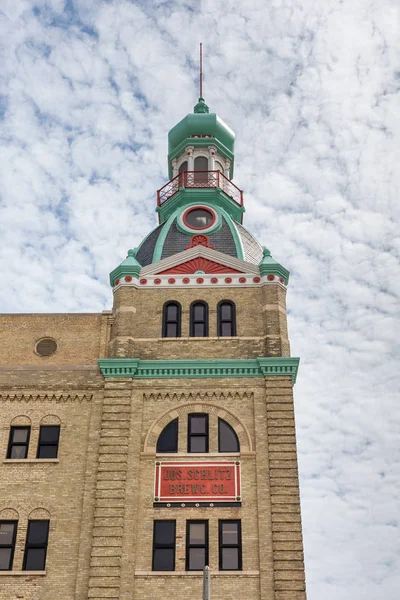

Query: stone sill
<box><xmin>3</xmin><ymin>459</ymin><xmax>59</xmax><ymax>464</ymax></box>
<box><xmin>134</xmin><ymin>570</ymin><xmax>259</xmax><ymax>577</ymax></box>
<box><xmin>0</xmin><ymin>571</ymin><xmax>46</xmax><ymax>576</ymax></box>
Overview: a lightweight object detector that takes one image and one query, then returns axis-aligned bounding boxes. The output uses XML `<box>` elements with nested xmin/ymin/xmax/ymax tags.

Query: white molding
<box><xmin>141</xmin><ymin>246</ymin><xmax>259</xmax><ymax>276</ymax></box>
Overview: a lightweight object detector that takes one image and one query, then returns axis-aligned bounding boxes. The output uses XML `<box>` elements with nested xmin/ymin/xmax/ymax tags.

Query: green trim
<box><xmin>259</xmin><ymin>248</ymin><xmax>290</xmax><ymax>285</ymax></box>
<box><xmin>109</xmin><ymin>249</ymin><xmax>141</xmax><ymax>286</ymax></box>
<box><xmin>226</xmin><ymin>219</ymin><xmax>245</xmax><ymax>261</ymax></box>
<box><xmin>98</xmin><ymin>357</ymin><xmax>300</xmax><ymax>383</ymax></box>
<box><xmin>157</xmin><ymin>188</ymin><xmax>245</xmax><ymax>226</ymax></box>
<box><xmin>152</xmin><ymin>212</ymin><xmax>177</xmax><ymax>263</ymax></box>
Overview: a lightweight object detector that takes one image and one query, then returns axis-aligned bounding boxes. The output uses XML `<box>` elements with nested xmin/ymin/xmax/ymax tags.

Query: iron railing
<box><xmin>157</xmin><ymin>171</ymin><xmax>244</xmax><ymax>207</ymax></box>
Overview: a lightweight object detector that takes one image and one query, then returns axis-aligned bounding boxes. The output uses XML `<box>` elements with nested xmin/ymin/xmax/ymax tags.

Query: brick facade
<box><xmin>0</xmin><ymin>279</ymin><xmax>306</xmax><ymax>599</ymax></box>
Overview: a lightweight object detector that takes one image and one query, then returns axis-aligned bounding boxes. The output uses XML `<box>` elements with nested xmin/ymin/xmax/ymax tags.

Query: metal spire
<box><xmin>194</xmin><ymin>42</ymin><xmax>209</xmax><ymax>114</ymax></box>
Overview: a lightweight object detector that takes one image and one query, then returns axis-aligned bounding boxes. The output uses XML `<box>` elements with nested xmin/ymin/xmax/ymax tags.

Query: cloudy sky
<box><xmin>1</xmin><ymin>0</ymin><xmax>399</xmax><ymax>597</ymax></box>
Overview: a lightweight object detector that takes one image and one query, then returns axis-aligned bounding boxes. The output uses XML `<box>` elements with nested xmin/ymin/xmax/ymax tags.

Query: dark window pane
<box><xmin>24</xmin><ymin>548</ymin><xmax>46</xmax><ymax>571</ymax></box>
<box><xmin>156</xmin><ymin>419</ymin><xmax>178</xmax><ymax>453</ymax></box>
<box><xmin>193</xmin><ymin>304</ymin><xmax>205</xmax><ymax>320</ymax></box>
<box><xmin>194</xmin><ymin>156</ymin><xmax>208</xmax><ymax>171</ymax></box>
<box><xmin>219</xmin><ymin>419</ymin><xmax>240</xmax><ymax>453</ymax></box>
<box><xmin>0</xmin><ymin>548</ymin><xmax>12</xmax><ymax>570</ymax></box>
<box><xmin>220</xmin><ymin>304</ymin><xmax>232</xmax><ymax>320</ymax></box>
<box><xmin>189</xmin><ymin>523</ymin><xmax>206</xmax><ymax>545</ymax></box>
<box><xmin>221</xmin><ymin>522</ymin><xmax>239</xmax><ymax>545</ymax></box>
<box><xmin>190</xmin><ymin>437</ymin><xmax>207</xmax><ymax>453</ymax></box>
<box><xmin>166</xmin><ymin>323</ymin><xmax>178</xmax><ymax>337</ymax></box>
<box><xmin>0</xmin><ymin>523</ymin><xmax>16</xmax><ymax>545</ymax></box>
<box><xmin>10</xmin><ymin>446</ymin><xmax>28</xmax><ymax>459</ymax></box>
<box><xmin>179</xmin><ymin>161</ymin><xmax>188</xmax><ymax>173</ymax></box>
<box><xmin>153</xmin><ymin>548</ymin><xmax>174</xmax><ymax>571</ymax></box>
<box><xmin>190</xmin><ymin>416</ymin><xmax>207</xmax><ymax>434</ymax></box>
<box><xmin>166</xmin><ymin>305</ymin><xmax>178</xmax><ymax>320</ymax></box>
<box><xmin>222</xmin><ymin>547</ymin><xmax>239</xmax><ymax>570</ymax></box>
<box><xmin>193</xmin><ymin>323</ymin><xmax>205</xmax><ymax>337</ymax></box>
<box><xmin>12</xmin><ymin>428</ymin><xmax>29</xmax><ymax>443</ymax></box>
<box><xmin>37</xmin><ymin>445</ymin><xmax>58</xmax><ymax>459</ymax></box>
<box><xmin>39</xmin><ymin>426</ymin><xmax>60</xmax><ymax>444</ymax></box>
<box><xmin>27</xmin><ymin>522</ymin><xmax>49</xmax><ymax>545</ymax></box>
<box><xmin>189</xmin><ymin>547</ymin><xmax>206</xmax><ymax>570</ymax></box>
<box><xmin>221</xmin><ymin>322</ymin><xmax>233</xmax><ymax>336</ymax></box>
<box><xmin>154</xmin><ymin>521</ymin><xmax>176</xmax><ymax>545</ymax></box>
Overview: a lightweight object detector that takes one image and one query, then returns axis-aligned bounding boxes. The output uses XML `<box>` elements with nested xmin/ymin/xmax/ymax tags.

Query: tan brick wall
<box><xmin>0</xmin><ymin>281</ymin><xmax>306</xmax><ymax>600</ymax></box>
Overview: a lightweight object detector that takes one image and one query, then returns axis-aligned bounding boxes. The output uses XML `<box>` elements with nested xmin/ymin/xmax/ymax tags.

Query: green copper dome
<box><xmin>167</xmin><ymin>98</ymin><xmax>235</xmax><ymax>179</ymax></box>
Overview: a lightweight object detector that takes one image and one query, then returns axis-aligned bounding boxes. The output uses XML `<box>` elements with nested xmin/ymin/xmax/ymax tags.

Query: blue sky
<box><xmin>1</xmin><ymin>1</ymin><xmax>399</xmax><ymax>598</ymax></box>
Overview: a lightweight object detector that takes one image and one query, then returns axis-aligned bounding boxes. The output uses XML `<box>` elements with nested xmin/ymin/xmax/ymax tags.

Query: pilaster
<box><xmin>87</xmin><ymin>379</ymin><xmax>133</xmax><ymax>600</ymax></box>
<box><xmin>265</xmin><ymin>377</ymin><xmax>306</xmax><ymax>600</ymax></box>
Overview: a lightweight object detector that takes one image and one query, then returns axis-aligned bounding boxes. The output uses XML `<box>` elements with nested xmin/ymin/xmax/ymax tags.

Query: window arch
<box><xmin>218</xmin><ymin>418</ymin><xmax>240</xmax><ymax>453</ymax></box>
<box><xmin>194</xmin><ymin>156</ymin><xmax>208</xmax><ymax>184</ymax></box>
<box><xmin>163</xmin><ymin>302</ymin><xmax>181</xmax><ymax>338</ymax></box>
<box><xmin>178</xmin><ymin>161</ymin><xmax>188</xmax><ymax>186</ymax></box>
<box><xmin>157</xmin><ymin>419</ymin><xmax>178</xmax><ymax>453</ymax></box>
<box><xmin>218</xmin><ymin>301</ymin><xmax>236</xmax><ymax>337</ymax></box>
<box><xmin>215</xmin><ymin>161</ymin><xmax>224</xmax><ymax>173</ymax></box>
<box><xmin>190</xmin><ymin>302</ymin><xmax>209</xmax><ymax>337</ymax></box>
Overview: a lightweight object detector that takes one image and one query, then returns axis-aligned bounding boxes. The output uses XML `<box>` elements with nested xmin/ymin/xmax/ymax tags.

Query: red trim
<box><xmin>157</xmin><ymin>171</ymin><xmax>244</xmax><ymax>208</ymax></box>
<box><xmin>159</xmin><ymin>257</ymin><xmax>242</xmax><ymax>275</ymax></box>
<box><xmin>183</xmin><ymin>206</ymin><xmax>216</xmax><ymax>231</ymax></box>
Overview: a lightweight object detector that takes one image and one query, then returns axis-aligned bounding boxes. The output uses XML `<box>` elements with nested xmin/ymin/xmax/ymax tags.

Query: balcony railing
<box><xmin>157</xmin><ymin>171</ymin><xmax>244</xmax><ymax>207</ymax></box>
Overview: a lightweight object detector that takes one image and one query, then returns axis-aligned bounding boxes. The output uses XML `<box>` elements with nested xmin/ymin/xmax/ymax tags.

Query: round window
<box><xmin>183</xmin><ymin>207</ymin><xmax>215</xmax><ymax>230</ymax></box>
<box><xmin>35</xmin><ymin>338</ymin><xmax>57</xmax><ymax>357</ymax></box>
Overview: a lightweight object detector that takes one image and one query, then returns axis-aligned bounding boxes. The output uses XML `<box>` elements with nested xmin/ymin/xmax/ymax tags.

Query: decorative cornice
<box><xmin>143</xmin><ymin>391</ymin><xmax>254</xmax><ymax>402</ymax></box>
<box><xmin>98</xmin><ymin>358</ymin><xmax>299</xmax><ymax>383</ymax></box>
<box><xmin>0</xmin><ymin>393</ymin><xmax>93</xmax><ymax>403</ymax></box>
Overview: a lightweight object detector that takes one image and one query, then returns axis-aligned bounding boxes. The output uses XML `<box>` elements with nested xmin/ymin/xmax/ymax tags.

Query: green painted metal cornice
<box><xmin>109</xmin><ymin>248</ymin><xmax>141</xmax><ymax>287</ymax></box>
<box><xmin>98</xmin><ymin>357</ymin><xmax>300</xmax><ymax>383</ymax></box>
<box><xmin>156</xmin><ymin>188</ymin><xmax>245</xmax><ymax>225</ymax></box>
<box><xmin>259</xmin><ymin>248</ymin><xmax>290</xmax><ymax>285</ymax></box>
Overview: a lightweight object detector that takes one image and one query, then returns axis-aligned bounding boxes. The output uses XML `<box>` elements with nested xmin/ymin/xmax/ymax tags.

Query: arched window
<box><xmin>218</xmin><ymin>301</ymin><xmax>236</xmax><ymax>337</ymax></box>
<box><xmin>215</xmin><ymin>161</ymin><xmax>224</xmax><ymax>173</ymax></box>
<box><xmin>218</xmin><ymin>418</ymin><xmax>240</xmax><ymax>453</ymax></box>
<box><xmin>190</xmin><ymin>302</ymin><xmax>208</xmax><ymax>337</ymax></box>
<box><xmin>163</xmin><ymin>302</ymin><xmax>181</xmax><ymax>338</ymax></box>
<box><xmin>157</xmin><ymin>418</ymin><xmax>178</xmax><ymax>453</ymax></box>
<box><xmin>179</xmin><ymin>161</ymin><xmax>188</xmax><ymax>186</ymax></box>
<box><xmin>194</xmin><ymin>156</ymin><xmax>208</xmax><ymax>184</ymax></box>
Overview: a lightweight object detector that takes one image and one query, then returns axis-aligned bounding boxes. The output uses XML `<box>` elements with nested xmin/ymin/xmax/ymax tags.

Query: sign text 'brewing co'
<box><xmin>154</xmin><ymin>461</ymin><xmax>241</xmax><ymax>503</ymax></box>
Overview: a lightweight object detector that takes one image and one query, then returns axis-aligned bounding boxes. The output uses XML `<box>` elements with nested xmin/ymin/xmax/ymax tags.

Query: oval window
<box><xmin>183</xmin><ymin>207</ymin><xmax>215</xmax><ymax>230</ymax></box>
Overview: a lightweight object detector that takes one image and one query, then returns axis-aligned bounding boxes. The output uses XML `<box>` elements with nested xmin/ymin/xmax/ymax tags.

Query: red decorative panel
<box><xmin>184</xmin><ymin>234</ymin><xmax>215</xmax><ymax>249</ymax></box>
<box><xmin>154</xmin><ymin>461</ymin><xmax>241</xmax><ymax>503</ymax></box>
<box><xmin>159</xmin><ymin>258</ymin><xmax>242</xmax><ymax>275</ymax></box>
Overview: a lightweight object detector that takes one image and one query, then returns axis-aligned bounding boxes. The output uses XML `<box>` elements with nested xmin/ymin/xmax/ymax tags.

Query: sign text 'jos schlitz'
<box><xmin>154</xmin><ymin>461</ymin><xmax>241</xmax><ymax>503</ymax></box>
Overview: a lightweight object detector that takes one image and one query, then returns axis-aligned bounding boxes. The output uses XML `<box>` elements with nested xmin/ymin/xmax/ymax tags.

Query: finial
<box><xmin>127</xmin><ymin>248</ymin><xmax>137</xmax><ymax>257</ymax></box>
<box><xmin>194</xmin><ymin>43</ymin><xmax>209</xmax><ymax>114</ymax></box>
<box><xmin>200</xmin><ymin>42</ymin><xmax>203</xmax><ymax>98</ymax></box>
<box><xmin>263</xmin><ymin>247</ymin><xmax>271</xmax><ymax>257</ymax></box>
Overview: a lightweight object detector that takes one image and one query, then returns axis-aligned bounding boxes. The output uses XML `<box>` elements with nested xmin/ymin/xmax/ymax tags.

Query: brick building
<box><xmin>0</xmin><ymin>95</ymin><xmax>306</xmax><ymax>599</ymax></box>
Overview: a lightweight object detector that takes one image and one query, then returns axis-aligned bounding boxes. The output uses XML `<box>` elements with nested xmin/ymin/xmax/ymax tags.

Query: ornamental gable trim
<box><xmin>159</xmin><ymin>257</ymin><xmax>241</xmax><ymax>275</ymax></box>
<box><xmin>140</xmin><ymin>245</ymin><xmax>259</xmax><ymax>277</ymax></box>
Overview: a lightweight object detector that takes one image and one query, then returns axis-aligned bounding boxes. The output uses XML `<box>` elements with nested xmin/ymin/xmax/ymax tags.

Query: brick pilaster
<box><xmin>265</xmin><ymin>377</ymin><xmax>307</xmax><ymax>600</ymax></box>
<box><xmin>87</xmin><ymin>379</ymin><xmax>132</xmax><ymax>600</ymax></box>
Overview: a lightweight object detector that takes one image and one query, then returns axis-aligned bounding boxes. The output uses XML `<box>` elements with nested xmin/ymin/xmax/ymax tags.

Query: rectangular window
<box><xmin>37</xmin><ymin>426</ymin><xmax>60</xmax><ymax>459</ymax></box>
<box><xmin>23</xmin><ymin>520</ymin><xmax>50</xmax><ymax>571</ymax></box>
<box><xmin>7</xmin><ymin>426</ymin><xmax>30</xmax><ymax>459</ymax></box>
<box><xmin>0</xmin><ymin>521</ymin><xmax>18</xmax><ymax>571</ymax></box>
<box><xmin>152</xmin><ymin>520</ymin><xmax>176</xmax><ymax>571</ymax></box>
<box><xmin>188</xmin><ymin>414</ymin><xmax>209</xmax><ymax>453</ymax></box>
<box><xmin>186</xmin><ymin>520</ymin><xmax>208</xmax><ymax>571</ymax></box>
<box><xmin>219</xmin><ymin>520</ymin><xmax>242</xmax><ymax>570</ymax></box>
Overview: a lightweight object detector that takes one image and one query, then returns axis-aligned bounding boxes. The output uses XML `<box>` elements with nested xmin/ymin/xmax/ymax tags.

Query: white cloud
<box><xmin>0</xmin><ymin>0</ymin><xmax>399</xmax><ymax>597</ymax></box>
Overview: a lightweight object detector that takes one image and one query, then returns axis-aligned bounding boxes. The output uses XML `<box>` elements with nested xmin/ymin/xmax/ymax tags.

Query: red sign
<box><xmin>154</xmin><ymin>461</ymin><xmax>241</xmax><ymax>503</ymax></box>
